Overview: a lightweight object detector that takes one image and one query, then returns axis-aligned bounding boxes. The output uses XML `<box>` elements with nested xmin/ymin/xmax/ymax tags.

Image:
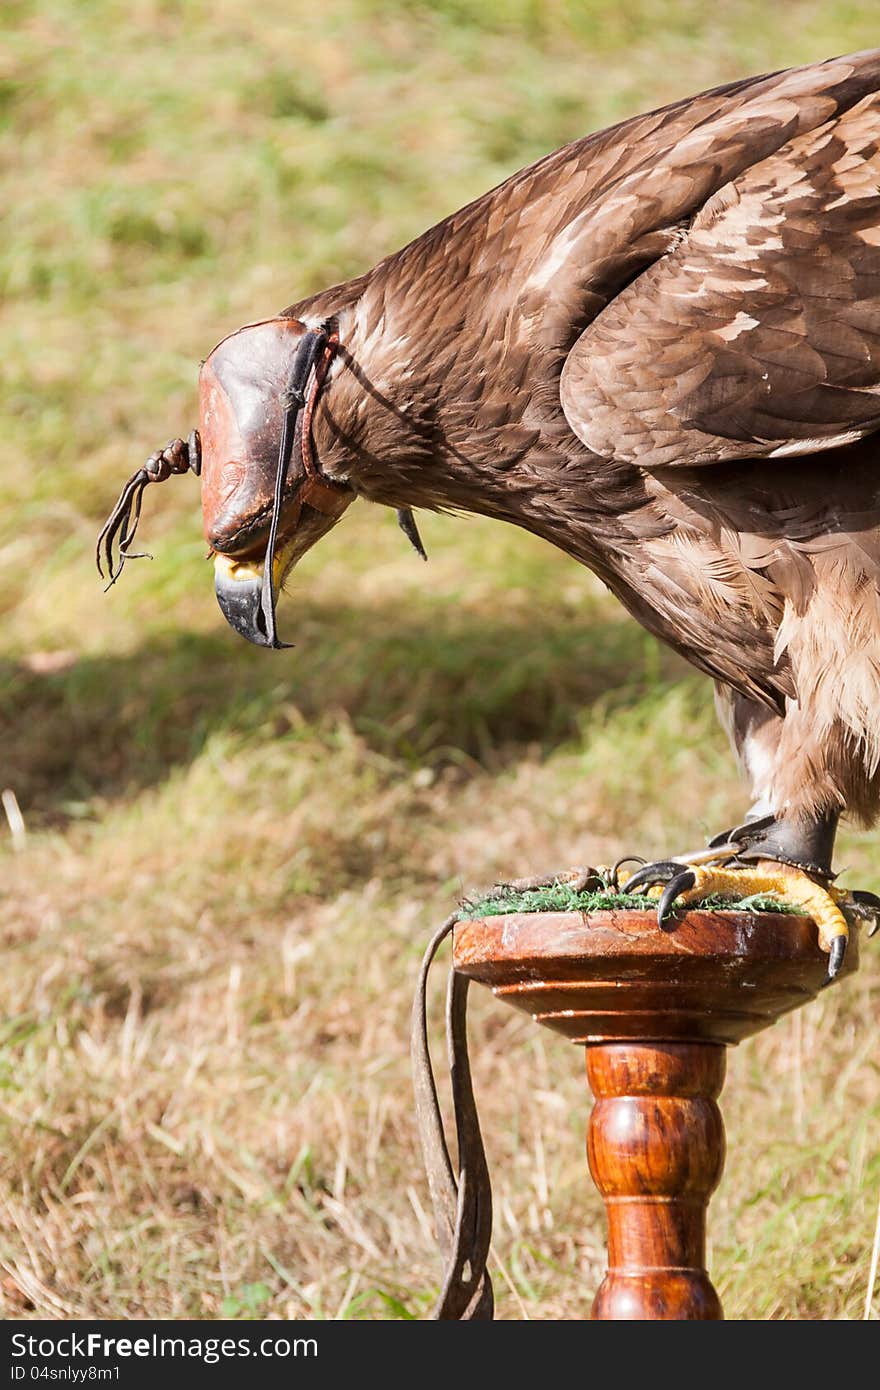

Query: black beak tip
<box><xmin>215</xmin><ymin>570</ymin><xmax>277</xmax><ymax>648</ymax></box>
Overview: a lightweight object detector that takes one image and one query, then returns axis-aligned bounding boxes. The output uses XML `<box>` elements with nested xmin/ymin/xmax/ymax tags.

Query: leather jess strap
<box><xmin>411</xmin><ymin>914</ymin><xmax>494</xmax><ymax>1319</ymax></box>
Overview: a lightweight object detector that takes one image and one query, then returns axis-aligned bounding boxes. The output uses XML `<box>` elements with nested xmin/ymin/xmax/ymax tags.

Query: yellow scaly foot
<box><xmin>624</xmin><ymin>860</ymin><xmax>853</xmax><ymax>986</ymax></box>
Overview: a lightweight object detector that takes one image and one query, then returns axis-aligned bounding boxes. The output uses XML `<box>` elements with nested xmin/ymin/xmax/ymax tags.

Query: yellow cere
<box><xmin>213</xmin><ymin>553</ymin><xmax>264</xmax><ymax>584</ymax></box>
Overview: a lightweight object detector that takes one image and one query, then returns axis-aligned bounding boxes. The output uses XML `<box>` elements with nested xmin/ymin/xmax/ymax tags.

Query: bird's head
<box><xmin>98</xmin><ymin>310</ymin><xmax>428</xmax><ymax>645</ymax></box>
<box><xmin>200</xmin><ymin>316</ymin><xmax>354</xmax><ymax>647</ymax></box>
<box><xmin>98</xmin><ymin>315</ymin><xmax>356</xmax><ymax>649</ymax></box>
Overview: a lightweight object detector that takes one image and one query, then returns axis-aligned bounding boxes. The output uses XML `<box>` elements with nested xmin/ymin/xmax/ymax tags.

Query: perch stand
<box><xmin>452</xmin><ymin>908</ymin><xmax>858</xmax><ymax>1320</ymax></box>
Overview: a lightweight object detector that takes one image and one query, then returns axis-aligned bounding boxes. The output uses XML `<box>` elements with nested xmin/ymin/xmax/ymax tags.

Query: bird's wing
<box><xmin>560</xmin><ymin>90</ymin><xmax>880</xmax><ymax>468</ymax></box>
<box><xmin>370</xmin><ymin>52</ymin><xmax>880</xmax><ymax>365</ymax></box>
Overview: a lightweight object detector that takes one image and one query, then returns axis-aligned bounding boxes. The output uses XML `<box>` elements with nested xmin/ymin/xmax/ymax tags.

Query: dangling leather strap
<box><xmin>411</xmin><ymin>914</ymin><xmax>494</xmax><ymax>1320</ymax></box>
<box><xmin>296</xmin><ymin>330</ymin><xmax>354</xmax><ymax>518</ymax></box>
<box><xmin>259</xmin><ymin>326</ymin><xmax>351</xmax><ymax>647</ymax></box>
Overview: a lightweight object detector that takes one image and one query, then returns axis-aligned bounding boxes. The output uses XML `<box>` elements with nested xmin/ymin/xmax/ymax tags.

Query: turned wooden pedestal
<box><xmin>452</xmin><ymin>908</ymin><xmax>858</xmax><ymax>1320</ymax></box>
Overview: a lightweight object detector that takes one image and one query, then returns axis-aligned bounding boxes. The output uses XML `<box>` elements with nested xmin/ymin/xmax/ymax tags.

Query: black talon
<box><xmin>850</xmin><ymin>889</ymin><xmax>880</xmax><ymax>909</ymax></box>
<box><xmin>621</xmin><ymin>860</ymin><xmax>683</xmax><ymax>894</ymax></box>
<box><xmin>609</xmin><ymin>856</ymin><xmax>646</xmax><ymax>891</ymax></box>
<box><xmin>847</xmin><ymin>890</ymin><xmax>880</xmax><ymax>937</ymax></box>
<box><xmin>657</xmin><ymin>870</ymin><xmax>696</xmax><ymax>928</ymax></box>
<box><xmin>821</xmin><ymin>935</ymin><xmax>847</xmax><ymax>988</ymax></box>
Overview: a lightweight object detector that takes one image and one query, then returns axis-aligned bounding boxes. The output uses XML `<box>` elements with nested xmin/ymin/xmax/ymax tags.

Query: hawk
<box><xmin>100</xmin><ymin>49</ymin><xmax>880</xmax><ymax>982</ymax></box>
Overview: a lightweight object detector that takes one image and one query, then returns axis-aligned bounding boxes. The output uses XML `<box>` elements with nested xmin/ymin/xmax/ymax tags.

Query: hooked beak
<box><xmin>211</xmin><ymin>491</ymin><xmax>350</xmax><ymax>648</ymax></box>
<box><xmin>213</xmin><ymin>554</ymin><xmax>275</xmax><ymax>648</ymax></box>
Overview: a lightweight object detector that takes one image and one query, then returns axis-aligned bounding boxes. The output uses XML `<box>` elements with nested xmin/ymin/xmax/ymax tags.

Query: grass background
<box><xmin>2</xmin><ymin>0</ymin><xmax>880</xmax><ymax>1319</ymax></box>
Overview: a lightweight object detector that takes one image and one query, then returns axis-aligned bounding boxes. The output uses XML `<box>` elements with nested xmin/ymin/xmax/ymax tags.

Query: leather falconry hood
<box><xmin>98</xmin><ymin>316</ymin><xmax>356</xmax><ymax>648</ymax></box>
<box><xmin>96</xmin><ymin>313</ymin><xmax>427</xmax><ymax>647</ymax></box>
<box><xmin>199</xmin><ymin>317</ymin><xmax>353</xmax><ymax>648</ymax></box>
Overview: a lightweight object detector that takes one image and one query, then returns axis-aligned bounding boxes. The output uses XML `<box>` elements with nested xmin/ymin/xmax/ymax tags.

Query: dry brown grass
<box><xmin>2</xmin><ymin>0</ymin><xmax>879</xmax><ymax>1320</ymax></box>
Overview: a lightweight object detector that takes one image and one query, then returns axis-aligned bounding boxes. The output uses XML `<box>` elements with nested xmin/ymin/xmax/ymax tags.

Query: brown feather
<box><xmin>250</xmin><ymin>50</ymin><xmax>880</xmax><ymax>825</ymax></box>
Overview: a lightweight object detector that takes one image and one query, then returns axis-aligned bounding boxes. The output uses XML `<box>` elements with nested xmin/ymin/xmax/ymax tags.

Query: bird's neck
<box><xmin>314</xmin><ymin>312</ymin><xmax>641</xmax><ymax>586</ymax></box>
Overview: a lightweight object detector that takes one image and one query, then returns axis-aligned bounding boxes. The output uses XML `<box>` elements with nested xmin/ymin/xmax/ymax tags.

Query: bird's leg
<box><xmin>623</xmin><ymin>810</ymin><xmax>878</xmax><ymax>986</ymax></box>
